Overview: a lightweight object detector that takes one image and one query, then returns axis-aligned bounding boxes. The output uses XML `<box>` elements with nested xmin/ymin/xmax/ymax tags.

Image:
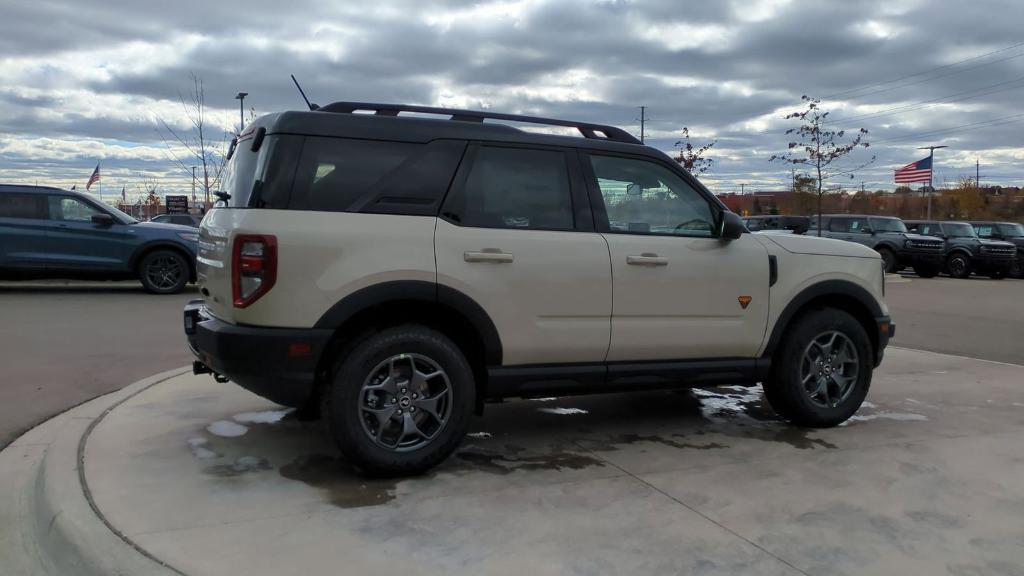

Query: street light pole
<box><xmin>235</xmin><ymin>92</ymin><xmax>248</xmax><ymax>135</ymax></box>
<box><xmin>918</xmin><ymin>145</ymin><xmax>947</xmax><ymax>220</ymax></box>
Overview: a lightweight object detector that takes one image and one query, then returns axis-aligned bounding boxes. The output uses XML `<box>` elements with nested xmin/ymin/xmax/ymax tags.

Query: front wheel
<box><xmin>763</xmin><ymin>308</ymin><xmax>873</xmax><ymax>427</ymax></box>
<box><xmin>1009</xmin><ymin>259</ymin><xmax>1024</xmax><ymax>279</ymax></box>
<box><xmin>877</xmin><ymin>248</ymin><xmax>897</xmax><ymax>273</ymax></box>
<box><xmin>945</xmin><ymin>253</ymin><xmax>972</xmax><ymax>279</ymax></box>
<box><xmin>323</xmin><ymin>325</ymin><xmax>475</xmax><ymax>476</ymax></box>
<box><xmin>138</xmin><ymin>250</ymin><xmax>189</xmax><ymax>294</ymax></box>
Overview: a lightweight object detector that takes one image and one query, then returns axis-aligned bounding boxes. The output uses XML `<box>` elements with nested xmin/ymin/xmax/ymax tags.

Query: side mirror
<box><xmin>719</xmin><ymin>211</ymin><xmax>745</xmax><ymax>240</ymax></box>
<box><xmin>91</xmin><ymin>213</ymin><xmax>114</xmax><ymax>226</ymax></box>
<box><xmin>860</xmin><ymin>226</ymin><xmax>874</xmax><ymax>234</ymax></box>
<box><xmin>626</xmin><ymin>183</ymin><xmax>643</xmax><ymax>196</ymax></box>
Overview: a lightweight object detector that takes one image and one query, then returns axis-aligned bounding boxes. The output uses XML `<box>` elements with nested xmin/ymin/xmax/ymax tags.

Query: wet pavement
<box><xmin>80</xmin><ymin>347</ymin><xmax>1024</xmax><ymax>575</ymax></box>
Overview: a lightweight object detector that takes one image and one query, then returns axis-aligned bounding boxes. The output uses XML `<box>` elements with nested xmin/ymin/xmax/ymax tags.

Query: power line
<box><xmin>823</xmin><ymin>40</ymin><xmax>1024</xmax><ymax>100</ymax></box>
<box><xmin>873</xmin><ymin>112</ymin><xmax>1024</xmax><ymax>144</ymax></box>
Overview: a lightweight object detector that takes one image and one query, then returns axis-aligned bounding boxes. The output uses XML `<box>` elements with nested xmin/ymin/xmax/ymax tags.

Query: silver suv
<box><xmin>185</xmin><ymin>103</ymin><xmax>893</xmax><ymax>475</ymax></box>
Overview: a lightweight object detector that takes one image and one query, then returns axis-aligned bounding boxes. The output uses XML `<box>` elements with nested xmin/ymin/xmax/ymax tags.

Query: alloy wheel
<box><xmin>799</xmin><ymin>331</ymin><xmax>860</xmax><ymax>409</ymax></box>
<box><xmin>358</xmin><ymin>353</ymin><xmax>452</xmax><ymax>452</ymax></box>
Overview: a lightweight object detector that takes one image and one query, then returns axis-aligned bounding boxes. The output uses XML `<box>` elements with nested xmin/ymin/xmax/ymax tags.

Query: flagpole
<box><xmin>918</xmin><ymin>145</ymin><xmax>947</xmax><ymax>220</ymax></box>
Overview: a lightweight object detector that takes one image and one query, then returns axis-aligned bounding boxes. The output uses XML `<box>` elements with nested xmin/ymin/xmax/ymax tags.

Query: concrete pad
<box><xmin>80</xmin><ymin>348</ymin><xmax>1024</xmax><ymax>575</ymax></box>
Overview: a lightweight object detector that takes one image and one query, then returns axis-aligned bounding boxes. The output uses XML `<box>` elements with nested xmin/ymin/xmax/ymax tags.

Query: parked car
<box><xmin>185</xmin><ymin>103</ymin><xmax>893</xmax><ymax>475</ymax></box>
<box><xmin>744</xmin><ymin>215</ymin><xmax>810</xmax><ymax>235</ymax></box>
<box><xmin>0</xmin><ymin>184</ymin><xmax>198</xmax><ymax>293</ymax></box>
<box><xmin>970</xmin><ymin>221</ymin><xmax>1024</xmax><ymax>278</ymax></box>
<box><xmin>814</xmin><ymin>214</ymin><xmax>944</xmax><ymax>276</ymax></box>
<box><xmin>150</xmin><ymin>213</ymin><xmax>203</xmax><ymax>227</ymax></box>
<box><xmin>905</xmin><ymin>220</ymin><xmax>1016</xmax><ymax>279</ymax></box>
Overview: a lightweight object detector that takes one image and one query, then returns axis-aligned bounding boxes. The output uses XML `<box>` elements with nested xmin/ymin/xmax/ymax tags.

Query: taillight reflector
<box><xmin>232</xmin><ymin>235</ymin><xmax>277</xmax><ymax>308</ymax></box>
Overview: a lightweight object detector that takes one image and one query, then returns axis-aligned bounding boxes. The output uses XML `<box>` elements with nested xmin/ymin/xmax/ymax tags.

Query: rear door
<box><xmin>0</xmin><ymin>192</ymin><xmax>49</xmax><ymax>272</ymax></box>
<box><xmin>434</xmin><ymin>143</ymin><xmax>612</xmax><ymax>365</ymax></box>
<box><xmin>581</xmin><ymin>152</ymin><xmax>769</xmax><ymax>361</ymax></box>
<box><xmin>42</xmin><ymin>195</ymin><xmax>132</xmax><ymax>271</ymax></box>
<box><xmin>822</xmin><ymin>217</ymin><xmax>854</xmax><ymax>242</ymax></box>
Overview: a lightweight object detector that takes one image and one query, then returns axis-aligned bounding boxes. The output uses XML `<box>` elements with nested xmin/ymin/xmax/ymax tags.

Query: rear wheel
<box><xmin>323</xmin><ymin>325</ymin><xmax>474</xmax><ymax>476</ymax></box>
<box><xmin>138</xmin><ymin>250</ymin><xmax>189</xmax><ymax>294</ymax></box>
<box><xmin>945</xmin><ymin>253</ymin><xmax>972</xmax><ymax>279</ymax></box>
<box><xmin>877</xmin><ymin>247</ymin><xmax>897</xmax><ymax>273</ymax></box>
<box><xmin>763</xmin><ymin>308</ymin><xmax>872</xmax><ymax>427</ymax></box>
<box><xmin>1009</xmin><ymin>259</ymin><xmax>1024</xmax><ymax>279</ymax></box>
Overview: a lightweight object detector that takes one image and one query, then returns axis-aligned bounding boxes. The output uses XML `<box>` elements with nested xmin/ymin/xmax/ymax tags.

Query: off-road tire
<box><xmin>946</xmin><ymin>253</ymin><xmax>972</xmax><ymax>279</ymax></box>
<box><xmin>1009</xmin><ymin>259</ymin><xmax>1024</xmax><ymax>279</ymax></box>
<box><xmin>763</xmin><ymin>308</ymin><xmax>873</xmax><ymax>427</ymax></box>
<box><xmin>323</xmin><ymin>325</ymin><xmax>474</xmax><ymax>476</ymax></box>
<box><xmin>877</xmin><ymin>247</ymin><xmax>897</xmax><ymax>273</ymax></box>
<box><xmin>138</xmin><ymin>249</ymin><xmax>190</xmax><ymax>294</ymax></box>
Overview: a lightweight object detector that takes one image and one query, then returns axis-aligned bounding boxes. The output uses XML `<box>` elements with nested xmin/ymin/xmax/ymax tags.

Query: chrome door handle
<box><xmin>464</xmin><ymin>250</ymin><xmax>514</xmax><ymax>263</ymax></box>
<box><xmin>626</xmin><ymin>253</ymin><xmax>668</xmax><ymax>266</ymax></box>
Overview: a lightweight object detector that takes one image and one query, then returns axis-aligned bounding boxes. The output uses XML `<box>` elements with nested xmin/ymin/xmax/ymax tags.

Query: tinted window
<box><xmin>870</xmin><ymin>217</ymin><xmax>907</xmax><ymax>233</ymax></box>
<box><xmin>974</xmin><ymin>225</ymin><xmax>995</xmax><ymax>237</ymax></box>
<box><xmin>47</xmin><ymin>196</ymin><xmax>101</xmax><ymax>222</ymax></box>
<box><xmin>998</xmin><ymin>223</ymin><xmax>1024</xmax><ymax>237</ymax></box>
<box><xmin>0</xmin><ymin>193</ymin><xmax>43</xmax><ymax>219</ymax></box>
<box><xmin>828</xmin><ymin>217</ymin><xmax>850</xmax><ymax>232</ymax></box>
<box><xmin>590</xmin><ymin>155</ymin><xmax>714</xmax><ymax>237</ymax></box>
<box><xmin>943</xmin><ymin>223</ymin><xmax>975</xmax><ymax>237</ymax></box>
<box><xmin>445</xmin><ymin>146</ymin><xmax>574</xmax><ymax>230</ymax></box>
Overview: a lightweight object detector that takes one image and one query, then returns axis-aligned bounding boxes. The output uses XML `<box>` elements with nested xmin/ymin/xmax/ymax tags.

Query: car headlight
<box><xmin>177</xmin><ymin>232</ymin><xmax>199</xmax><ymax>243</ymax></box>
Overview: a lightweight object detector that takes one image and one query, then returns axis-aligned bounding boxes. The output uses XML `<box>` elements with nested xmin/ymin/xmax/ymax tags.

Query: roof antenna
<box><xmin>290</xmin><ymin>74</ymin><xmax>318</xmax><ymax>110</ymax></box>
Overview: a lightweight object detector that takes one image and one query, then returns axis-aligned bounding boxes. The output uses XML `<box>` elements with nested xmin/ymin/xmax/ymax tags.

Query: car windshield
<box><xmin>869</xmin><ymin>218</ymin><xmax>907</xmax><ymax>233</ymax></box>
<box><xmin>998</xmin><ymin>223</ymin><xmax>1024</xmax><ymax>237</ymax></box>
<box><xmin>944</xmin><ymin>223</ymin><xmax>976</xmax><ymax>237</ymax></box>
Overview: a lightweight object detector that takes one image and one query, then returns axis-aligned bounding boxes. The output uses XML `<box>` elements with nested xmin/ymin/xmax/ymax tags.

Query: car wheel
<box><xmin>138</xmin><ymin>250</ymin><xmax>189</xmax><ymax>294</ymax></box>
<box><xmin>323</xmin><ymin>325</ymin><xmax>474</xmax><ymax>476</ymax></box>
<box><xmin>913</xmin><ymin>264</ymin><xmax>939</xmax><ymax>278</ymax></box>
<box><xmin>1009</xmin><ymin>259</ymin><xmax>1024</xmax><ymax>279</ymax></box>
<box><xmin>877</xmin><ymin>248</ymin><xmax>897</xmax><ymax>273</ymax></box>
<box><xmin>945</xmin><ymin>253</ymin><xmax>972</xmax><ymax>279</ymax></box>
<box><xmin>763</xmin><ymin>308</ymin><xmax>872</xmax><ymax>427</ymax></box>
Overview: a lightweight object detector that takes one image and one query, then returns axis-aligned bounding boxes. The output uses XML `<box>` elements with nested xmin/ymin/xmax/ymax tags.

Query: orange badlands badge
<box><xmin>737</xmin><ymin>296</ymin><xmax>752</xmax><ymax>309</ymax></box>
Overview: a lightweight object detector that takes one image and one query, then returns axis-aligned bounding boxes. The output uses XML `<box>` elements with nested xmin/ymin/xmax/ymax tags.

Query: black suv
<box><xmin>970</xmin><ymin>221</ymin><xmax>1024</xmax><ymax>278</ymax></box>
<box><xmin>814</xmin><ymin>214</ymin><xmax>944</xmax><ymax>276</ymax></box>
<box><xmin>743</xmin><ymin>215</ymin><xmax>810</xmax><ymax>235</ymax></box>
<box><xmin>905</xmin><ymin>220</ymin><xmax>1016</xmax><ymax>279</ymax></box>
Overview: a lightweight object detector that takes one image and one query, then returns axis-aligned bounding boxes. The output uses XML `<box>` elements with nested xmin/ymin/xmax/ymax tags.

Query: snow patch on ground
<box><xmin>186</xmin><ymin>437</ymin><xmax>217</xmax><ymax>459</ymax></box>
<box><xmin>207</xmin><ymin>420</ymin><xmax>249</xmax><ymax>437</ymax></box>
<box><xmin>691</xmin><ymin>385</ymin><xmax>761</xmax><ymax>420</ymax></box>
<box><xmin>537</xmin><ymin>407</ymin><xmax>588</xmax><ymax>415</ymax></box>
<box><xmin>233</xmin><ymin>409</ymin><xmax>293</xmax><ymax>424</ymax></box>
<box><xmin>467</xmin><ymin>432</ymin><xmax>492</xmax><ymax>439</ymax></box>
<box><xmin>841</xmin><ymin>412</ymin><xmax>928</xmax><ymax>426</ymax></box>
<box><xmin>529</xmin><ymin>397</ymin><xmax>558</xmax><ymax>402</ymax></box>
<box><xmin>861</xmin><ymin>401</ymin><xmax>877</xmax><ymax>409</ymax></box>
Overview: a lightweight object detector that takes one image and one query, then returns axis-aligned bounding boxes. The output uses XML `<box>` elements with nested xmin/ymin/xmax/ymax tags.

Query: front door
<box><xmin>581</xmin><ymin>152</ymin><xmax>770</xmax><ymax>362</ymax></box>
<box><xmin>434</xmin><ymin>144</ymin><xmax>612</xmax><ymax>366</ymax></box>
<box><xmin>43</xmin><ymin>195</ymin><xmax>132</xmax><ymax>272</ymax></box>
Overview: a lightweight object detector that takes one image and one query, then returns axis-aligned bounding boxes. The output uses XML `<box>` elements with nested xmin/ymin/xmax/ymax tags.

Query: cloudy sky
<box><xmin>2</xmin><ymin>0</ymin><xmax>1023</xmax><ymax>200</ymax></box>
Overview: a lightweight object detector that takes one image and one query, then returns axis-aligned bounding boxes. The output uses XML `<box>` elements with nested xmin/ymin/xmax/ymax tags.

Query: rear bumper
<box><xmin>875</xmin><ymin>315</ymin><xmax>894</xmax><ymax>367</ymax></box>
<box><xmin>184</xmin><ymin>300</ymin><xmax>331</xmax><ymax>407</ymax></box>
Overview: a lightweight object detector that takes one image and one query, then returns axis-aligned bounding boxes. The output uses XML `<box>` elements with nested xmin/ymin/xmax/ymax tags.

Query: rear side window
<box><xmin>443</xmin><ymin>146</ymin><xmax>574</xmax><ymax>231</ymax></box>
<box><xmin>828</xmin><ymin>218</ymin><xmax>850</xmax><ymax>232</ymax></box>
<box><xmin>0</xmin><ymin>193</ymin><xmax>44</xmax><ymax>219</ymax></box>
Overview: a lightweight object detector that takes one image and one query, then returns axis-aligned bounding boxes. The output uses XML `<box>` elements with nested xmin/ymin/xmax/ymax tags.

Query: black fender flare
<box><xmin>313</xmin><ymin>280</ymin><xmax>503</xmax><ymax>365</ymax></box>
<box><xmin>945</xmin><ymin>247</ymin><xmax>973</xmax><ymax>259</ymax></box>
<box><xmin>872</xmin><ymin>241</ymin><xmax>900</xmax><ymax>254</ymax></box>
<box><xmin>763</xmin><ymin>279</ymin><xmax>883</xmax><ymax>357</ymax></box>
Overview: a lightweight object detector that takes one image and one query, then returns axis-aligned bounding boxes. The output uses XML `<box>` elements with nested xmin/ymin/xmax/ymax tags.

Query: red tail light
<box><xmin>232</xmin><ymin>235</ymin><xmax>277</xmax><ymax>308</ymax></box>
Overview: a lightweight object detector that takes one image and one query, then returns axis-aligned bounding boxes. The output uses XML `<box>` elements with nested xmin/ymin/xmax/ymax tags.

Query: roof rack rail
<box><xmin>316</xmin><ymin>101</ymin><xmax>642</xmax><ymax>145</ymax></box>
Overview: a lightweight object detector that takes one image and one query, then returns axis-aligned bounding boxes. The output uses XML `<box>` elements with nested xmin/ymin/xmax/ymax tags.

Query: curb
<box><xmin>0</xmin><ymin>367</ymin><xmax>191</xmax><ymax>576</ymax></box>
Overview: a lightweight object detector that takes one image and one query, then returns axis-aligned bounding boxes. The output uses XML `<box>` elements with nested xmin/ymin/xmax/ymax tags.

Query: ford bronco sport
<box><xmin>184</xmin><ymin>103</ymin><xmax>893</xmax><ymax>475</ymax></box>
<box><xmin>814</xmin><ymin>214</ymin><xmax>944</xmax><ymax>277</ymax></box>
<box><xmin>905</xmin><ymin>220</ymin><xmax>1016</xmax><ymax>279</ymax></box>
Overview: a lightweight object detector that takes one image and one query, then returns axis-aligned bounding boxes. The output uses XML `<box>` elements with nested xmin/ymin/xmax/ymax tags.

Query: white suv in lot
<box><xmin>185</xmin><ymin>103</ymin><xmax>893</xmax><ymax>475</ymax></box>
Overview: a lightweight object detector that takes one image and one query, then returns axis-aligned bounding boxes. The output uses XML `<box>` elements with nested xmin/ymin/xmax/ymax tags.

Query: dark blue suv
<box><xmin>0</xmin><ymin>184</ymin><xmax>199</xmax><ymax>293</ymax></box>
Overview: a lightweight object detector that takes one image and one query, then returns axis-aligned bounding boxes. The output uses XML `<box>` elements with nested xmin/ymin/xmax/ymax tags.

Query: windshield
<box><xmin>869</xmin><ymin>217</ymin><xmax>907</xmax><ymax>233</ymax></box>
<box><xmin>998</xmin><ymin>223</ymin><xmax>1024</xmax><ymax>237</ymax></box>
<box><xmin>944</xmin><ymin>223</ymin><xmax>976</xmax><ymax>237</ymax></box>
<box><xmin>104</xmin><ymin>202</ymin><xmax>139</xmax><ymax>224</ymax></box>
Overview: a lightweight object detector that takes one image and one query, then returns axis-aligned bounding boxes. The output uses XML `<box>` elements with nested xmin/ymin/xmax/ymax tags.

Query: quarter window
<box><xmin>589</xmin><ymin>155</ymin><xmax>714</xmax><ymax>237</ymax></box>
<box><xmin>444</xmin><ymin>146</ymin><xmax>574</xmax><ymax>231</ymax></box>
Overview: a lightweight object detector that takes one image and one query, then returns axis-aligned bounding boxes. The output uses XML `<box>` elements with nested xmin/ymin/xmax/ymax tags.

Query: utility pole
<box><xmin>791</xmin><ymin>168</ymin><xmax>796</xmax><ymax>193</ymax></box>
<box><xmin>191</xmin><ymin>166</ymin><xmax>197</xmax><ymax>203</ymax></box>
<box><xmin>918</xmin><ymin>145</ymin><xmax>947</xmax><ymax>220</ymax></box>
<box><xmin>976</xmin><ymin>158</ymin><xmax>980</xmax><ymax>190</ymax></box>
<box><xmin>639</xmin><ymin>106</ymin><xmax>646</xmax><ymax>144</ymax></box>
<box><xmin>740</xmin><ymin>183</ymin><xmax>745</xmax><ymax>195</ymax></box>
<box><xmin>235</xmin><ymin>92</ymin><xmax>249</xmax><ymax>135</ymax></box>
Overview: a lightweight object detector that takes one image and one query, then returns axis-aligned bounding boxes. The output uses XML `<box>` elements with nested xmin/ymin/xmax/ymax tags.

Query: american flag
<box><xmin>86</xmin><ymin>164</ymin><xmax>101</xmax><ymax>190</ymax></box>
<box><xmin>894</xmin><ymin>156</ymin><xmax>932</xmax><ymax>183</ymax></box>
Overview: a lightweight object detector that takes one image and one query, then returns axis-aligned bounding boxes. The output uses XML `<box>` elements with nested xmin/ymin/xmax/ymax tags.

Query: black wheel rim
<box><xmin>949</xmin><ymin>256</ymin><xmax>967</xmax><ymax>276</ymax></box>
<box><xmin>799</xmin><ymin>331</ymin><xmax>860</xmax><ymax>409</ymax></box>
<box><xmin>358</xmin><ymin>353</ymin><xmax>452</xmax><ymax>453</ymax></box>
<box><xmin>145</xmin><ymin>255</ymin><xmax>184</xmax><ymax>290</ymax></box>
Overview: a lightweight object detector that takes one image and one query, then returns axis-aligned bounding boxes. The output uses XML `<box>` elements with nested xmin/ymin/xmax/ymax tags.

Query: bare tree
<box><xmin>674</xmin><ymin>127</ymin><xmax>716</xmax><ymax>176</ymax></box>
<box><xmin>770</xmin><ymin>96</ymin><xmax>874</xmax><ymax>235</ymax></box>
<box><xmin>155</xmin><ymin>73</ymin><xmax>228</xmax><ymax>203</ymax></box>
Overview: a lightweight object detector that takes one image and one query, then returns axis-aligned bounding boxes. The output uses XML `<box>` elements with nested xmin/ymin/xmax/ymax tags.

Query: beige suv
<box><xmin>185</xmin><ymin>103</ymin><xmax>893</xmax><ymax>475</ymax></box>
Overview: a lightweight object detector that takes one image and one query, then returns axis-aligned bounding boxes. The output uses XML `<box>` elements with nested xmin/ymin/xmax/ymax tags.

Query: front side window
<box><xmin>974</xmin><ymin>224</ymin><xmax>995</xmax><ymax>237</ymax></box>
<box><xmin>828</xmin><ymin>218</ymin><xmax>850</xmax><ymax>233</ymax></box>
<box><xmin>943</xmin><ymin>223</ymin><xmax>975</xmax><ymax>238</ymax></box>
<box><xmin>444</xmin><ymin>146</ymin><xmax>574</xmax><ymax>230</ymax></box>
<box><xmin>870</xmin><ymin>217</ymin><xmax>908</xmax><ymax>233</ymax></box>
<box><xmin>589</xmin><ymin>155</ymin><xmax>714</xmax><ymax>237</ymax></box>
<box><xmin>48</xmin><ymin>196</ymin><xmax>101</xmax><ymax>222</ymax></box>
<box><xmin>998</xmin><ymin>223</ymin><xmax>1024</xmax><ymax>237</ymax></box>
<box><xmin>0</xmin><ymin>193</ymin><xmax>43</xmax><ymax>219</ymax></box>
